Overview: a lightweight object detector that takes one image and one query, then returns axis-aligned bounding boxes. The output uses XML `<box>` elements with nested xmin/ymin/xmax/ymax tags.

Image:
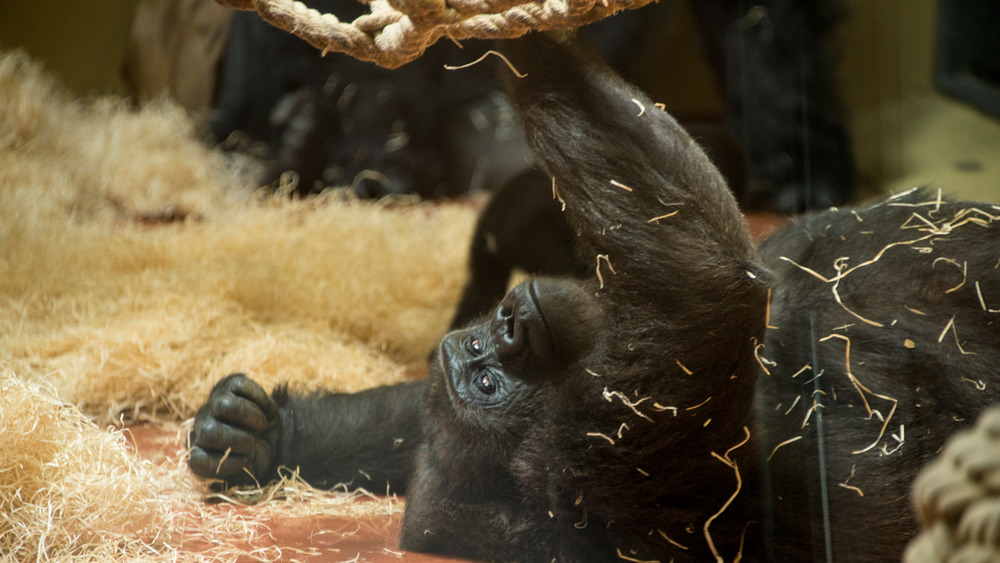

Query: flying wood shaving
<box><xmin>838</xmin><ymin>483</ymin><xmax>864</xmax><ymax>497</ymax></box>
<box><xmin>751</xmin><ymin>338</ymin><xmax>771</xmax><ymax>375</ymax></box>
<box><xmin>937</xmin><ymin>316</ymin><xmax>974</xmax><ymax>355</ymax></box>
<box><xmin>783</xmin><ymin>395</ymin><xmax>801</xmax><ymax>415</ymax></box>
<box><xmin>602</xmin><ymin>388</ymin><xmax>653</xmax><ymax>421</ymax></box>
<box><xmin>932</xmin><ymin>257</ymin><xmax>967</xmax><ymax>293</ymax></box>
<box><xmin>819</xmin><ymin>334</ymin><xmax>898</xmax><ymax>454</ymax></box>
<box><xmin>791</xmin><ymin>364</ymin><xmax>812</xmax><ymax>378</ymax></box>
<box><xmin>587</xmin><ymin>432</ymin><xmax>616</xmax><ymax>445</ymax></box>
<box><xmin>646</xmin><ymin>211</ymin><xmax>679</xmax><ymax>223</ymax></box>
<box><xmin>595</xmin><ymin>254</ymin><xmax>617</xmax><ymax>289</ymax></box>
<box><xmin>615</xmin><ymin>548</ymin><xmax>659</xmax><ymax>563</ymax></box>
<box><xmin>675</xmin><ymin>360</ymin><xmax>693</xmax><ymax>375</ymax></box>
<box><xmin>657</xmin><ymin>529</ymin><xmax>689</xmax><ymax>550</ymax></box>
<box><xmin>551</xmin><ymin>177</ymin><xmax>566</xmax><ymax>211</ymax></box>
<box><xmin>652</xmin><ymin>403</ymin><xmax>678</xmax><ymax>416</ymax></box>
<box><xmin>685</xmin><ymin>396</ymin><xmax>712</xmax><ymax>411</ymax></box>
<box><xmin>610</xmin><ymin>179</ymin><xmax>634</xmax><ymax>192</ymax></box>
<box><xmin>765</xmin><ymin>288</ymin><xmax>779</xmax><ymax>329</ymax></box>
<box><xmin>443</xmin><ymin>50</ymin><xmax>526</xmax><ymax>78</ymax></box>
<box><xmin>975</xmin><ymin>281</ymin><xmax>1000</xmax><ymax>312</ymax></box>
<box><xmin>632</xmin><ymin>98</ymin><xmax>646</xmax><ymax>116</ymax></box>
<box><xmin>767</xmin><ymin>436</ymin><xmax>803</xmax><ymax>461</ymax></box>
<box><xmin>704</xmin><ymin>426</ymin><xmax>751</xmax><ymax>563</ymax></box>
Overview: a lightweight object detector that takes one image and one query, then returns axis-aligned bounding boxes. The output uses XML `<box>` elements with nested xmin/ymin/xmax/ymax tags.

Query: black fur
<box><xmin>189</xmin><ymin>34</ymin><xmax>1000</xmax><ymax>561</ymax></box>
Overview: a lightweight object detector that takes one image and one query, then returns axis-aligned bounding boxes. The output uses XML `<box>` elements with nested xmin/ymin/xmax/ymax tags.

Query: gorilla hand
<box><xmin>188</xmin><ymin>373</ymin><xmax>280</xmax><ymax>486</ymax></box>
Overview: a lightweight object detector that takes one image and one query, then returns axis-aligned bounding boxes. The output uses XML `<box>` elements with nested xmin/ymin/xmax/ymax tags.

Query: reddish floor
<box><xmin>124</xmin><ymin>423</ymin><xmax>469</xmax><ymax>562</ymax></box>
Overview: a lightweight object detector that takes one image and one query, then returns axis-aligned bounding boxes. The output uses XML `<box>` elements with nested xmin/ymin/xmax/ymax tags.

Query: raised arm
<box><xmin>189</xmin><ymin>373</ymin><xmax>426</xmax><ymax>493</ymax></box>
<box><xmin>498</xmin><ymin>34</ymin><xmax>766</xmax><ymax>338</ymax></box>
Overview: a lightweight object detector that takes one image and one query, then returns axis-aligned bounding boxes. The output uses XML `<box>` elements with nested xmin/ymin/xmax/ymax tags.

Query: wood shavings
<box><xmin>551</xmin><ymin>177</ymin><xmax>566</xmax><ymax>211</ymax></box>
<box><xmin>657</xmin><ymin>529</ymin><xmax>689</xmax><ymax>550</ymax></box>
<box><xmin>610</xmin><ymin>179</ymin><xmax>634</xmax><ymax>192</ymax></box>
<box><xmin>615</xmin><ymin>548</ymin><xmax>659</xmax><ymax>563</ymax></box>
<box><xmin>704</xmin><ymin>426</ymin><xmax>751</xmax><ymax>563</ymax></box>
<box><xmin>585</xmin><ymin>368</ymin><xmax>603</xmax><ymax>377</ymax></box>
<box><xmin>905</xmin><ymin>306</ymin><xmax>927</xmax><ymax>316</ymax></box>
<box><xmin>791</xmin><ymin>364</ymin><xmax>812</xmax><ymax>378</ymax></box>
<box><xmin>596</xmin><ymin>254</ymin><xmax>617</xmax><ymax>289</ymax></box>
<box><xmin>838</xmin><ymin>464</ymin><xmax>864</xmax><ymax>496</ymax></box>
<box><xmin>654</xmin><ymin>102</ymin><xmax>666</xmax><ymax>111</ymax></box>
<box><xmin>838</xmin><ymin>483</ymin><xmax>864</xmax><ymax>497</ymax></box>
<box><xmin>675</xmin><ymin>360</ymin><xmax>693</xmax><ymax>375</ymax></box>
<box><xmin>646</xmin><ymin>211</ymin><xmax>679</xmax><ymax>223</ymax></box>
<box><xmin>819</xmin><ymin>334</ymin><xmax>899</xmax><ymax>454</ymax></box>
<box><xmin>932</xmin><ymin>257</ymin><xmax>967</xmax><ymax>293</ymax></box>
<box><xmin>685</xmin><ymin>397</ymin><xmax>712</xmax><ymax>411</ymax></box>
<box><xmin>603</xmin><ymin>388</ymin><xmax>653</xmax><ymax>421</ymax></box>
<box><xmin>779</xmin><ymin>209</ymin><xmax>987</xmax><ymax>326</ymax></box>
<box><xmin>767</xmin><ymin>436</ymin><xmax>803</xmax><ymax>461</ymax></box>
<box><xmin>937</xmin><ymin>316</ymin><xmax>974</xmax><ymax>355</ymax></box>
<box><xmin>617</xmin><ymin>422</ymin><xmax>630</xmax><ymax>439</ymax></box>
<box><xmin>216</xmin><ymin>446</ymin><xmax>233</xmax><ymax>474</ymax></box>
<box><xmin>587</xmin><ymin>432</ymin><xmax>616</xmax><ymax>445</ymax></box>
<box><xmin>751</xmin><ymin>338</ymin><xmax>772</xmax><ymax>375</ymax></box>
<box><xmin>975</xmin><ymin>281</ymin><xmax>1000</xmax><ymax>312</ymax></box>
<box><xmin>962</xmin><ymin>377</ymin><xmax>987</xmax><ymax>391</ymax></box>
<box><xmin>631</xmin><ymin>98</ymin><xmax>646</xmax><ymax>116</ymax></box>
<box><xmin>444</xmin><ymin>50</ymin><xmax>526</xmax><ymax>78</ymax></box>
<box><xmin>879</xmin><ymin>425</ymin><xmax>906</xmax><ymax>455</ymax></box>
<box><xmin>904</xmin><ymin>339</ymin><xmax>916</xmax><ymax>349</ymax></box>
<box><xmin>783</xmin><ymin>395</ymin><xmax>801</xmax><ymax>415</ymax></box>
<box><xmin>765</xmin><ymin>288</ymin><xmax>779</xmax><ymax>329</ymax></box>
<box><xmin>651</xmin><ymin>403</ymin><xmax>678</xmax><ymax>416</ymax></box>
<box><xmin>636</xmin><ymin>467</ymin><xmax>650</xmax><ymax>477</ymax></box>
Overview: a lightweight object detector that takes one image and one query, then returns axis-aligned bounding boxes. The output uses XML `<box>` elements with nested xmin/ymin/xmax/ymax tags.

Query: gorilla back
<box><xmin>188</xmin><ymin>33</ymin><xmax>1000</xmax><ymax>562</ymax></box>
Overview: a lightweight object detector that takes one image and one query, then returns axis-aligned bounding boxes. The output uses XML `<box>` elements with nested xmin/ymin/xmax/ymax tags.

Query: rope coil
<box><xmin>213</xmin><ymin>0</ymin><xmax>654</xmax><ymax>67</ymax></box>
<box><xmin>906</xmin><ymin>408</ymin><xmax>1000</xmax><ymax>562</ymax></box>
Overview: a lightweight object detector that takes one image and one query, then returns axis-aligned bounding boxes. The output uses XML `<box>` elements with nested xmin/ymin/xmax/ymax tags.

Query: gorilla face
<box><xmin>438</xmin><ymin>278</ymin><xmax>602</xmax><ymax>415</ymax></box>
<box><xmin>422</xmin><ymin>278</ymin><xmax>603</xmax><ymax>485</ymax></box>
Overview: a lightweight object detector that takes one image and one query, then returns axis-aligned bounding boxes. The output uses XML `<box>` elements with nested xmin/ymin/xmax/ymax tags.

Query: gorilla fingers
<box><xmin>189</xmin><ymin>373</ymin><xmax>280</xmax><ymax>486</ymax></box>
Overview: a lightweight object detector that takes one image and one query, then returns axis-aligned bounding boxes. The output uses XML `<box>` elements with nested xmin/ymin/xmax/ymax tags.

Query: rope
<box><xmin>213</xmin><ymin>0</ymin><xmax>654</xmax><ymax>68</ymax></box>
<box><xmin>905</xmin><ymin>408</ymin><xmax>1000</xmax><ymax>562</ymax></box>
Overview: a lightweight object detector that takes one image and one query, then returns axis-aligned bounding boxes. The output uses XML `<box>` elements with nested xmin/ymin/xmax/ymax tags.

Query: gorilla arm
<box><xmin>497</xmin><ymin>34</ymin><xmax>767</xmax><ymax>355</ymax></box>
<box><xmin>189</xmin><ymin>373</ymin><xmax>426</xmax><ymax>493</ymax></box>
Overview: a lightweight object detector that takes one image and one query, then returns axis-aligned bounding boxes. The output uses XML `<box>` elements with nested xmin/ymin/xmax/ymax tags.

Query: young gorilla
<box><xmin>189</xmin><ymin>34</ymin><xmax>1000</xmax><ymax>561</ymax></box>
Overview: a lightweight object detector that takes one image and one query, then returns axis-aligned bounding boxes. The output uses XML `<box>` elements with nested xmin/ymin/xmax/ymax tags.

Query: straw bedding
<box><xmin>0</xmin><ymin>49</ymin><xmax>475</xmax><ymax>559</ymax></box>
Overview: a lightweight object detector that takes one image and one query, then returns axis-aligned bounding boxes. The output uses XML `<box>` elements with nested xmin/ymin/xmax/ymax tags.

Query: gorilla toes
<box><xmin>189</xmin><ymin>373</ymin><xmax>280</xmax><ymax>485</ymax></box>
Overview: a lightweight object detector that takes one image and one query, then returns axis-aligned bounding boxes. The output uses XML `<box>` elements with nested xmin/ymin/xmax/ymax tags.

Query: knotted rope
<box><xmin>214</xmin><ymin>0</ymin><xmax>654</xmax><ymax>68</ymax></box>
<box><xmin>905</xmin><ymin>408</ymin><xmax>1000</xmax><ymax>562</ymax></box>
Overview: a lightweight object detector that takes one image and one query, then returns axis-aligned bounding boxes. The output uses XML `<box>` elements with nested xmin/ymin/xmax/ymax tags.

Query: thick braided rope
<box><xmin>214</xmin><ymin>0</ymin><xmax>654</xmax><ymax>67</ymax></box>
<box><xmin>905</xmin><ymin>408</ymin><xmax>1000</xmax><ymax>563</ymax></box>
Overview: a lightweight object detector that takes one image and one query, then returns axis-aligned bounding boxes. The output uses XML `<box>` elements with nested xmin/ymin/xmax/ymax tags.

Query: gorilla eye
<box><xmin>474</xmin><ymin>373</ymin><xmax>497</xmax><ymax>395</ymax></box>
<box><xmin>471</xmin><ymin>338</ymin><xmax>482</xmax><ymax>353</ymax></box>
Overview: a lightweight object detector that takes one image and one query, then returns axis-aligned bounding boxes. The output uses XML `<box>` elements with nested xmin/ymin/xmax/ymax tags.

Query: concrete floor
<box><xmin>853</xmin><ymin>93</ymin><xmax>1000</xmax><ymax>203</ymax></box>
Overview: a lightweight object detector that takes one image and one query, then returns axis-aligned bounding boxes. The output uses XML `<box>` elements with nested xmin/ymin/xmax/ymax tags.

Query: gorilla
<box><xmin>189</xmin><ymin>33</ymin><xmax>1000</xmax><ymax>561</ymax></box>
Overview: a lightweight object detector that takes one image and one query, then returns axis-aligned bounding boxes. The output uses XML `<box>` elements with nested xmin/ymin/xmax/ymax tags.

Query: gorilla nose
<box><xmin>494</xmin><ymin>296</ymin><xmax>526</xmax><ymax>365</ymax></box>
<box><xmin>492</xmin><ymin>282</ymin><xmax>557</xmax><ymax>375</ymax></box>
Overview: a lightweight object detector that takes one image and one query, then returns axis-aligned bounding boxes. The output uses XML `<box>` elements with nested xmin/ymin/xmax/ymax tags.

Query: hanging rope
<box><xmin>905</xmin><ymin>408</ymin><xmax>1000</xmax><ymax>562</ymax></box>
<box><xmin>213</xmin><ymin>0</ymin><xmax>654</xmax><ymax>68</ymax></box>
